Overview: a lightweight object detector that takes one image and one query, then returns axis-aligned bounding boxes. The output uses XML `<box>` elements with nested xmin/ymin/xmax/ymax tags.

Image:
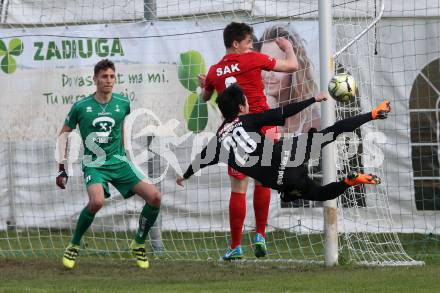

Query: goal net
<box><xmin>0</xmin><ymin>0</ymin><xmax>436</xmax><ymax>266</ymax></box>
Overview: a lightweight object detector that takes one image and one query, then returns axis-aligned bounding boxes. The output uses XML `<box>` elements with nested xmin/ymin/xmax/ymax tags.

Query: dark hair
<box><xmin>94</xmin><ymin>59</ymin><xmax>115</xmax><ymax>76</ymax></box>
<box><xmin>223</xmin><ymin>22</ymin><xmax>253</xmax><ymax>48</ymax></box>
<box><xmin>216</xmin><ymin>84</ymin><xmax>246</xmax><ymax>121</ymax></box>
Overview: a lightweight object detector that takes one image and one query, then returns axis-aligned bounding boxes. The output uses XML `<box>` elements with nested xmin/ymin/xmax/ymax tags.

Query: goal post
<box><xmin>318</xmin><ymin>0</ymin><xmax>338</xmax><ymax>267</ymax></box>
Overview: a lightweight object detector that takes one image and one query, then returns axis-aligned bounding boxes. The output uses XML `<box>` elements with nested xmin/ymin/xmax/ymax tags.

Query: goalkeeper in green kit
<box><xmin>56</xmin><ymin>59</ymin><xmax>161</xmax><ymax>269</ymax></box>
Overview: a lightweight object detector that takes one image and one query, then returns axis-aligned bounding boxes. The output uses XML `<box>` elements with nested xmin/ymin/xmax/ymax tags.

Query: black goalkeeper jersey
<box><xmin>182</xmin><ymin>98</ymin><xmax>317</xmax><ymax>191</ymax></box>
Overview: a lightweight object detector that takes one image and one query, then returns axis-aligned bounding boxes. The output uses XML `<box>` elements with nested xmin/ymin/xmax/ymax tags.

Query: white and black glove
<box><xmin>56</xmin><ymin>164</ymin><xmax>68</xmax><ymax>189</ymax></box>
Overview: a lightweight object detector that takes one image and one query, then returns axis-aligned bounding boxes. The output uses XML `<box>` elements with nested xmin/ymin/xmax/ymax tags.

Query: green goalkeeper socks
<box><xmin>71</xmin><ymin>207</ymin><xmax>96</xmax><ymax>245</ymax></box>
<box><xmin>134</xmin><ymin>203</ymin><xmax>160</xmax><ymax>244</ymax></box>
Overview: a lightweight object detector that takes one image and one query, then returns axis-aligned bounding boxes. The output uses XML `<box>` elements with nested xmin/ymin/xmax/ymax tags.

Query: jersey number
<box><xmin>225</xmin><ymin>76</ymin><xmax>237</xmax><ymax>88</ymax></box>
<box><xmin>222</xmin><ymin>127</ymin><xmax>257</xmax><ymax>165</ymax></box>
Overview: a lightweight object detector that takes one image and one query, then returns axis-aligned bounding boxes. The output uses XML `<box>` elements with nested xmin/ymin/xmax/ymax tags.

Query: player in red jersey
<box><xmin>198</xmin><ymin>22</ymin><xmax>299</xmax><ymax>259</ymax></box>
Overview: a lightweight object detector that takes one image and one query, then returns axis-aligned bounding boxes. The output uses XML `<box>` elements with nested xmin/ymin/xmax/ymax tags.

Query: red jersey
<box><xmin>205</xmin><ymin>51</ymin><xmax>276</xmax><ymax>113</ymax></box>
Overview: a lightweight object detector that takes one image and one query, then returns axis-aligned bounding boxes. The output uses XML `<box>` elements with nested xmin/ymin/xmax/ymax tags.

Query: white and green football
<box><xmin>328</xmin><ymin>73</ymin><xmax>357</xmax><ymax>102</ymax></box>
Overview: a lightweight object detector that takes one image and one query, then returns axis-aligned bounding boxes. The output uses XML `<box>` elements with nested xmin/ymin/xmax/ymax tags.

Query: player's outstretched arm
<box><xmin>177</xmin><ymin>137</ymin><xmax>220</xmax><ymax>186</ymax></box>
<box><xmin>56</xmin><ymin>124</ymin><xmax>73</xmax><ymax>189</ymax></box>
<box><xmin>279</xmin><ymin>92</ymin><xmax>328</xmax><ymax>118</ymax></box>
<box><xmin>244</xmin><ymin>93</ymin><xmax>326</xmax><ymax>129</ymax></box>
<box><xmin>272</xmin><ymin>38</ymin><xmax>299</xmax><ymax>72</ymax></box>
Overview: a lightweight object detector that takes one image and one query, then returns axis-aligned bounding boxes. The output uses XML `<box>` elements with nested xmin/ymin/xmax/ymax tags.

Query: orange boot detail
<box><xmin>371</xmin><ymin>101</ymin><xmax>391</xmax><ymax>120</ymax></box>
<box><xmin>344</xmin><ymin>172</ymin><xmax>381</xmax><ymax>186</ymax></box>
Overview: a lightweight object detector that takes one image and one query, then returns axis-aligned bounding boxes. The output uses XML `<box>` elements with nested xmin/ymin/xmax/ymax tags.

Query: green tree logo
<box><xmin>178</xmin><ymin>50</ymin><xmax>217</xmax><ymax>133</ymax></box>
<box><xmin>0</xmin><ymin>38</ymin><xmax>24</xmax><ymax>74</ymax></box>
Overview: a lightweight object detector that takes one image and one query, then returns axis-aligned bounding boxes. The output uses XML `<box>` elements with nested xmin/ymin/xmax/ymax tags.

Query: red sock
<box><xmin>253</xmin><ymin>185</ymin><xmax>271</xmax><ymax>238</ymax></box>
<box><xmin>229</xmin><ymin>192</ymin><xmax>246</xmax><ymax>249</ymax></box>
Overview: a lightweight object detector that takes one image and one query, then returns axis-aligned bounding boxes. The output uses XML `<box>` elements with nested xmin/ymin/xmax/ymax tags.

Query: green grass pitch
<box><xmin>1</xmin><ymin>230</ymin><xmax>439</xmax><ymax>292</ymax></box>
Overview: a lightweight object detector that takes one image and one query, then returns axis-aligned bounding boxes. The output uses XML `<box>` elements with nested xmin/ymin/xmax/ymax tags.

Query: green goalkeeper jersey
<box><xmin>65</xmin><ymin>93</ymin><xmax>130</xmax><ymax>167</ymax></box>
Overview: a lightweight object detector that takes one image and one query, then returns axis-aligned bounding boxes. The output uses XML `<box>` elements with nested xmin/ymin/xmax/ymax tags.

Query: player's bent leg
<box><xmin>280</xmin><ymin>172</ymin><xmax>381</xmax><ymax>202</ymax></box>
<box><xmin>318</xmin><ymin>102</ymin><xmax>391</xmax><ymax>149</ymax></box>
<box><xmin>131</xmin><ymin>180</ymin><xmax>161</xmax><ymax>268</ymax></box>
<box><xmin>132</xmin><ymin>180</ymin><xmax>162</xmax><ymax>207</ymax></box>
<box><xmin>62</xmin><ymin>184</ymin><xmax>105</xmax><ymax>269</ymax></box>
<box><xmin>86</xmin><ymin>184</ymin><xmax>106</xmax><ymax>213</ymax></box>
<box><xmin>230</xmin><ymin>171</ymin><xmax>248</xmax><ymax>193</ymax></box>
<box><xmin>281</xmin><ymin>182</ymin><xmax>346</xmax><ymax>202</ymax></box>
<box><xmin>229</xmin><ymin>175</ymin><xmax>248</xmax><ymax>250</ymax></box>
<box><xmin>319</xmin><ymin>113</ymin><xmax>372</xmax><ymax>149</ymax></box>
<box><xmin>253</xmin><ymin>181</ymin><xmax>269</xmax><ymax>258</ymax></box>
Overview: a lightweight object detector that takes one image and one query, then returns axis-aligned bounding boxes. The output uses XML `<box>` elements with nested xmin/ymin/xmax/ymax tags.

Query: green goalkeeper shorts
<box><xmin>83</xmin><ymin>160</ymin><xmax>146</xmax><ymax>199</ymax></box>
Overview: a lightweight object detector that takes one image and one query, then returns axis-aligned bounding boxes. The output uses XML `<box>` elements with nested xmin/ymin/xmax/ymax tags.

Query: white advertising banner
<box><xmin>1</xmin><ymin>19</ymin><xmax>437</xmax><ymax>234</ymax></box>
<box><xmin>0</xmin><ymin>20</ymin><xmax>324</xmax><ymax>232</ymax></box>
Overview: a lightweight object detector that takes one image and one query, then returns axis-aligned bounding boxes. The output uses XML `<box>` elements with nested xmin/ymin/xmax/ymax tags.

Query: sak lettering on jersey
<box><xmin>216</xmin><ymin>64</ymin><xmax>240</xmax><ymax>76</ymax></box>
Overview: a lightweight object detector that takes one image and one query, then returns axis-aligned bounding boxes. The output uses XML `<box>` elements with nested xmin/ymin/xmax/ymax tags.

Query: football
<box><xmin>328</xmin><ymin>73</ymin><xmax>357</xmax><ymax>102</ymax></box>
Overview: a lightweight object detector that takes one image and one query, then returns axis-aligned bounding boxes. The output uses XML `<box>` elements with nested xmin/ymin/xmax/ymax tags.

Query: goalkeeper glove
<box><xmin>56</xmin><ymin>164</ymin><xmax>68</xmax><ymax>189</ymax></box>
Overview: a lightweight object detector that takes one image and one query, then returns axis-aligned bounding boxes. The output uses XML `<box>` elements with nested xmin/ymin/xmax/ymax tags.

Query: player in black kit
<box><xmin>176</xmin><ymin>84</ymin><xmax>390</xmax><ymax>202</ymax></box>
